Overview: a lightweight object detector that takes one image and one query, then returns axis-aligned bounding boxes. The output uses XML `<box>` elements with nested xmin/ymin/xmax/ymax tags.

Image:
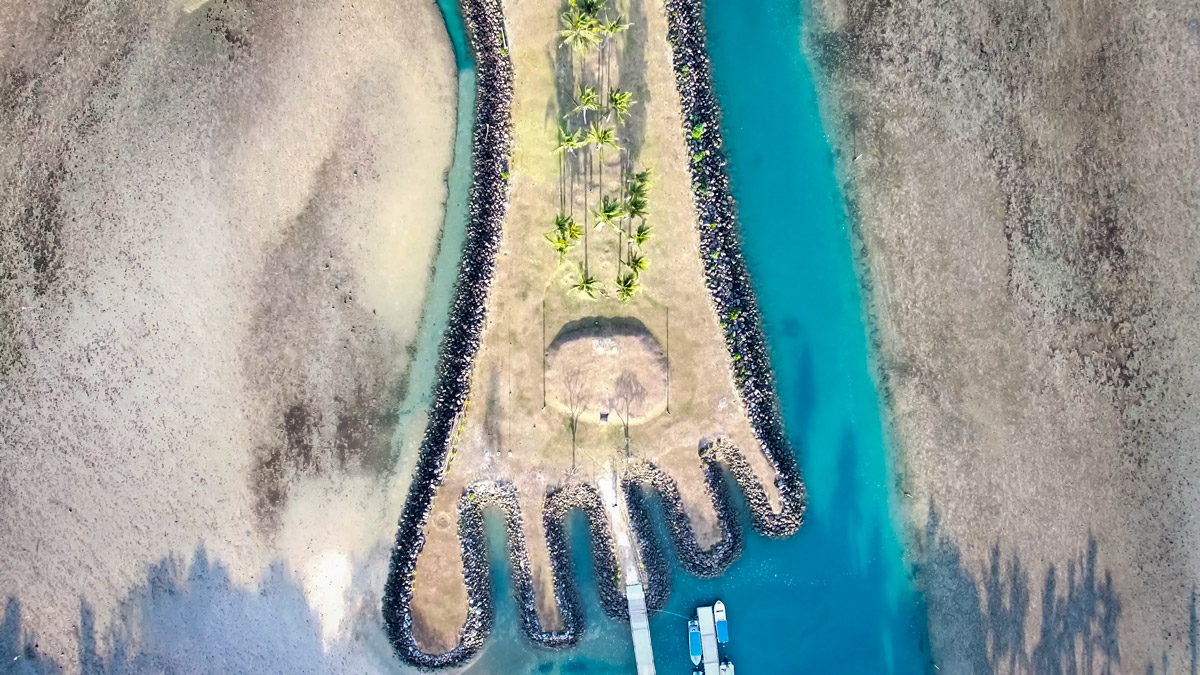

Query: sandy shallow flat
<box><xmin>808</xmin><ymin>0</ymin><xmax>1200</xmax><ymax>671</ymax></box>
<box><xmin>0</xmin><ymin>0</ymin><xmax>456</xmax><ymax>671</ymax></box>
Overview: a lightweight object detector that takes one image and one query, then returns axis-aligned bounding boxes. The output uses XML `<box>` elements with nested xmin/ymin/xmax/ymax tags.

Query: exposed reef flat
<box><xmin>0</xmin><ymin>0</ymin><xmax>457</xmax><ymax>669</ymax></box>
<box><xmin>808</xmin><ymin>0</ymin><xmax>1200</xmax><ymax>670</ymax></box>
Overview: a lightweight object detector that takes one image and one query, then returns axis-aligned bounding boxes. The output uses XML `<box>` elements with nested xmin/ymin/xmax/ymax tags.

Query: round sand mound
<box><xmin>545</xmin><ymin>317</ymin><xmax>668</xmax><ymax>426</ymax></box>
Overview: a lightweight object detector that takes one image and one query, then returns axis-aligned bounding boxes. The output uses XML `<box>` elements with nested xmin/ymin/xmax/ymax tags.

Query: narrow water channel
<box><xmin>419</xmin><ymin>0</ymin><xmax>932</xmax><ymax>672</ymax></box>
<box><xmin>639</xmin><ymin>0</ymin><xmax>934</xmax><ymax>671</ymax></box>
<box><xmin>387</xmin><ymin>0</ymin><xmax>477</xmax><ymax>473</ymax></box>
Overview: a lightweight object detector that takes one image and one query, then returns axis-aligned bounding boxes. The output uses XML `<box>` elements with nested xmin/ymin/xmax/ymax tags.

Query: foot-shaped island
<box><xmin>383</xmin><ymin>0</ymin><xmax>806</xmax><ymax>666</ymax></box>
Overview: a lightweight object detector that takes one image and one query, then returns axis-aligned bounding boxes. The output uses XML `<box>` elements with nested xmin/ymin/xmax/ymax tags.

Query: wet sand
<box><xmin>807</xmin><ymin>0</ymin><xmax>1200</xmax><ymax>671</ymax></box>
<box><xmin>0</xmin><ymin>0</ymin><xmax>456</xmax><ymax>670</ymax></box>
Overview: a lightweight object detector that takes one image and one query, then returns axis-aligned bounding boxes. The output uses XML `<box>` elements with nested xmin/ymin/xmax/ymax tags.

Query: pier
<box><xmin>599</xmin><ymin>469</ymin><xmax>656</xmax><ymax>675</ymax></box>
<box><xmin>696</xmin><ymin>606</ymin><xmax>720</xmax><ymax>675</ymax></box>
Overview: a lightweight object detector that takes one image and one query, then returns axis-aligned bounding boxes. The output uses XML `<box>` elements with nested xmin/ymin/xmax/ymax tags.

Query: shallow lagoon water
<box><xmin>429</xmin><ymin>0</ymin><xmax>932</xmax><ymax>672</ymax></box>
<box><xmin>389</xmin><ymin>0</ymin><xmax>477</xmax><ymax>467</ymax></box>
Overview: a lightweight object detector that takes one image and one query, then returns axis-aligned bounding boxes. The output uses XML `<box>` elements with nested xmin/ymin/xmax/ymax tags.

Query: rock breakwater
<box><xmin>380</xmin><ymin>0</ymin><xmax>514</xmax><ymax>666</ymax></box>
<box><xmin>615</xmin><ymin>0</ymin><xmax>809</xmax><ymax>602</ymax></box>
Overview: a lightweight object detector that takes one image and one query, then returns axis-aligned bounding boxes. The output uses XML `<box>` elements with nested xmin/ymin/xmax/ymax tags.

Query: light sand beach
<box><xmin>807</xmin><ymin>0</ymin><xmax>1200</xmax><ymax>671</ymax></box>
<box><xmin>0</xmin><ymin>0</ymin><xmax>456</xmax><ymax>670</ymax></box>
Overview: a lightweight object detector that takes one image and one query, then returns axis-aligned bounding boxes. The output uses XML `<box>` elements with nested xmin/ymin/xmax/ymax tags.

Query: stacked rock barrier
<box><xmin>543</xmin><ymin>483</ymin><xmax>628</xmax><ymax>621</ymax></box>
<box><xmin>617</xmin><ymin>0</ymin><xmax>810</xmax><ymax>608</ymax></box>
<box><xmin>380</xmin><ymin>0</ymin><xmax>514</xmax><ymax>667</ymax></box>
<box><xmin>455</xmin><ymin>481</ymin><xmax>583</xmax><ymax>648</ymax></box>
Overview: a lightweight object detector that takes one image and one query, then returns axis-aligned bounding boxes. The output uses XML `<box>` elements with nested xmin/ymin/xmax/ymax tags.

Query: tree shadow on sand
<box><xmin>0</xmin><ymin>546</ymin><xmax>390</xmax><ymax>674</ymax></box>
<box><xmin>914</xmin><ymin>496</ymin><xmax>1199</xmax><ymax>675</ymax></box>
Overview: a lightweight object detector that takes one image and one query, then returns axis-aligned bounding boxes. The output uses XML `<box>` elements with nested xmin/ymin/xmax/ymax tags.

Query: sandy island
<box><xmin>406</xmin><ymin>0</ymin><xmax>784</xmax><ymax>651</ymax></box>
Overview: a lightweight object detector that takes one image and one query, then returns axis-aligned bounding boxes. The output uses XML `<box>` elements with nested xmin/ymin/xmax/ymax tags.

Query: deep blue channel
<box><xmin>434</xmin><ymin>0</ymin><xmax>933</xmax><ymax>672</ymax></box>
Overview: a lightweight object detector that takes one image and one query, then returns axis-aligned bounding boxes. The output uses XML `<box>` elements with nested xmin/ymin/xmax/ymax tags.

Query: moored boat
<box><xmin>713</xmin><ymin>600</ymin><xmax>728</xmax><ymax>644</ymax></box>
<box><xmin>720</xmin><ymin>659</ymin><xmax>735</xmax><ymax>675</ymax></box>
<box><xmin>688</xmin><ymin>620</ymin><xmax>703</xmax><ymax>666</ymax></box>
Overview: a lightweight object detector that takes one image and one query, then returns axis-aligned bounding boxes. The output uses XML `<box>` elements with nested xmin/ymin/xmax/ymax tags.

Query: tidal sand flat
<box><xmin>0</xmin><ymin>0</ymin><xmax>458</xmax><ymax>669</ymax></box>
<box><xmin>808</xmin><ymin>0</ymin><xmax>1200</xmax><ymax>671</ymax></box>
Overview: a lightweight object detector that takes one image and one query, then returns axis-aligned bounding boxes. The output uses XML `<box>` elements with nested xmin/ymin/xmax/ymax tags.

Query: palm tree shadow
<box><xmin>617</xmin><ymin>0</ymin><xmax>649</xmax><ymax>166</ymax></box>
<box><xmin>0</xmin><ymin>545</ymin><xmax>370</xmax><ymax>674</ymax></box>
<box><xmin>1</xmin><ymin>598</ymin><xmax>64</xmax><ymax>674</ymax></box>
<box><xmin>919</xmin><ymin>499</ymin><xmax>1134</xmax><ymax>675</ymax></box>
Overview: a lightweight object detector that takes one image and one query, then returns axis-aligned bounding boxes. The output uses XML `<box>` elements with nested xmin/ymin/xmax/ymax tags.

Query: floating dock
<box><xmin>696</xmin><ymin>606</ymin><xmax>720</xmax><ymax>675</ymax></box>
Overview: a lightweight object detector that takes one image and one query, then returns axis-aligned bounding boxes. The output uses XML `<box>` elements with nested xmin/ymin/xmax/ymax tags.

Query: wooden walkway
<box><xmin>599</xmin><ymin>469</ymin><xmax>656</xmax><ymax>675</ymax></box>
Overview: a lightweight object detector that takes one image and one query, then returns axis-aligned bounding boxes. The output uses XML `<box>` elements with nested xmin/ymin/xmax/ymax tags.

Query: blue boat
<box><xmin>714</xmin><ymin>600</ymin><xmax>729</xmax><ymax>644</ymax></box>
<box><xmin>688</xmin><ymin>620</ymin><xmax>703</xmax><ymax>666</ymax></box>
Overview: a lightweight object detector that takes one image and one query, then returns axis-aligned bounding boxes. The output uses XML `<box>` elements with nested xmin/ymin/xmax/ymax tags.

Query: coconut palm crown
<box><xmin>591</xmin><ymin>194</ymin><xmax>627</xmax><ymax>231</ymax></box>
<box><xmin>571</xmin><ymin>265</ymin><xmax>602</xmax><ymax>298</ymax></box>
<box><xmin>625</xmin><ymin>195</ymin><xmax>648</xmax><ymax>223</ymax></box>
<box><xmin>560</xmin><ymin>8</ymin><xmax>600</xmax><ymax>53</ymax></box>
<box><xmin>570</xmin><ymin>86</ymin><xmax>601</xmax><ymax>123</ymax></box>
<box><xmin>615</xmin><ymin>272</ymin><xmax>641</xmax><ymax>302</ymax></box>
<box><xmin>631</xmin><ymin>222</ymin><xmax>654</xmax><ymax>248</ymax></box>
<box><xmin>601</xmin><ymin>16</ymin><xmax>630</xmax><ymax>42</ymax></box>
<box><xmin>544</xmin><ymin>232</ymin><xmax>572</xmax><ymax>261</ymax></box>
<box><xmin>554</xmin><ymin>125</ymin><xmax>583</xmax><ymax>155</ymax></box>
<box><xmin>608</xmin><ymin>88</ymin><xmax>635</xmax><ymax>125</ymax></box>
<box><xmin>586</xmin><ymin>120</ymin><xmax>618</xmax><ymax>153</ymax></box>
<box><xmin>626</xmin><ymin>251</ymin><xmax>649</xmax><ymax>275</ymax></box>
<box><xmin>555</xmin><ymin>212</ymin><xmax>582</xmax><ymax>240</ymax></box>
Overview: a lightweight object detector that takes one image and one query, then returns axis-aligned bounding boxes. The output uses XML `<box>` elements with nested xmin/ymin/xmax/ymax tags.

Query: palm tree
<box><xmin>560</xmin><ymin>8</ymin><xmax>599</xmax><ymax>59</ymax></box>
<box><xmin>544</xmin><ymin>231</ymin><xmax>572</xmax><ymax>261</ymax></box>
<box><xmin>579</xmin><ymin>0</ymin><xmax>606</xmax><ymax>17</ymax></box>
<box><xmin>555</xmin><ymin>212</ymin><xmax>582</xmax><ymax>241</ymax></box>
<box><xmin>586</xmin><ymin>121</ymin><xmax>619</xmax><ymax>197</ymax></box>
<box><xmin>623</xmin><ymin>168</ymin><xmax>650</xmax><ymax>258</ymax></box>
<box><xmin>569</xmin><ymin>86</ymin><xmax>601</xmax><ymax>124</ymax></box>
<box><xmin>591</xmin><ymin>194</ymin><xmax>627</xmax><ymax>231</ymax></box>
<box><xmin>597</xmin><ymin>15</ymin><xmax>628</xmax><ymax>97</ymax></box>
<box><xmin>631</xmin><ymin>222</ymin><xmax>654</xmax><ymax>248</ymax></box>
<box><xmin>554</xmin><ymin>125</ymin><xmax>582</xmax><ymax>212</ymax></box>
<box><xmin>608</xmin><ymin>88</ymin><xmax>634</xmax><ymax>125</ymax></box>
<box><xmin>625</xmin><ymin>251</ymin><xmax>649</xmax><ymax>275</ymax></box>
<box><xmin>592</xmin><ymin>194</ymin><xmax>627</xmax><ymax>271</ymax></box>
<box><xmin>615</xmin><ymin>272</ymin><xmax>641</xmax><ymax>302</ymax></box>
<box><xmin>569</xmin><ymin>90</ymin><xmax>601</xmax><ymax>274</ymax></box>
<box><xmin>571</xmin><ymin>264</ymin><xmax>601</xmax><ymax>299</ymax></box>
<box><xmin>625</xmin><ymin>194</ymin><xmax>648</xmax><ymax>223</ymax></box>
<box><xmin>633</xmin><ymin>167</ymin><xmax>654</xmax><ymax>190</ymax></box>
<box><xmin>555</xmin><ymin>125</ymin><xmax>583</xmax><ymax>155</ymax></box>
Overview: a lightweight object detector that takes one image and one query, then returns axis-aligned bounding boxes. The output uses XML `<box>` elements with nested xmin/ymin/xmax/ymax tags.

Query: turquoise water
<box><xmin>388</xmin><ymin>1</ymin><xmax>476</xmax><ymax>468</ymax></box>
<box><xmin>426</xmin><ymin>0</ymin><xmax>932</xmax><ymax>672</ymax></box>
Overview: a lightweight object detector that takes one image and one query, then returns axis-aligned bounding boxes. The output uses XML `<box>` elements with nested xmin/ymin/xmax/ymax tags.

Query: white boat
<box><xmin>688</xmin><ymin>620</ymin><xmax>702</xmax><ymax>666</ymax></box>
<box><xmin>720</xmin><ymin>660</ymin><xmax>735</xmax><ymax>675</ymax></box>
<box><xmin>713</xmin><ymin>600</ymin><xmax>728</xmax><ymax>644</ymax></box>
